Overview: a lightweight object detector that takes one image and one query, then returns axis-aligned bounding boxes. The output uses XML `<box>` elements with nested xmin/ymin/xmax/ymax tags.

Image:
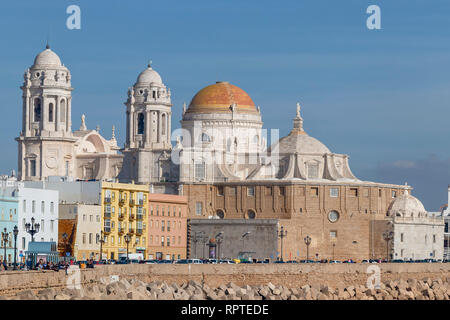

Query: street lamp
<box><xmin>216</xmin><ymin>231</ymin><xmax>224</xmax><ymax>260</ymax></box>
<box><xmin>25</xmin><ymin>217</ymin><xmax>40</xmax><ymax>242</ymax></box>
<box><xmin>13</xmin><ymin>226</ymin><xmax>18</xmax><ymax>270</ymax></box>
<box><xmin>332</xmin><ymin>242</ymin><xmax>336</xmax><ymax>261</ymax></box>
<box><xmin>2</xmin><ymin>228</ymin><xmax>9</xmax><ymax>265</ymax></box>
<box><xmin>124</xmin><ymin>233</ymin><xmax>131</xmax><ymax>264</ymax></box>
<box><xmin>383</xmin><ymin>231</ymin><xmax>394</xmax><ymax>262</ymax></box>
<box><xmin>242</xmin><ymin>231</ymin><xmax>251</xmax><ymax>260</ymax></box>
<box><xmin>192</xmin><ymin>231</ymin><xmax>204</xmax><ymax>259</ymax></box>
<box><xmin>98</xmin><ymin>230</ymin><xmax>105</xmax><ymax>262</ymax></box>
<box><xmin>277</xmin><ymin>226</ymin><xmax>288</xmax><ymax>262</ymax></box>
<box><xmin>304</xmin><ymin>235</ymin><xmax>312</xmax><ymax>261</ymax></box>
<box><xmin>201</xmin><ymin>235</ymin><xmax>208</xmax><ymax>260</ymax></box>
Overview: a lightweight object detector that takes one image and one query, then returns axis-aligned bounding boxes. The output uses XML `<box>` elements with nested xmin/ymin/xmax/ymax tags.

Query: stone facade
<box><xmin>188</xmin><ymin>219</ymin><xmax>278</xmax><ymax>260</ymax></box>
<box><xmin>184</xmin><ymin>182</ymin><xmax>407</xmax><ymax>261</ymax></box>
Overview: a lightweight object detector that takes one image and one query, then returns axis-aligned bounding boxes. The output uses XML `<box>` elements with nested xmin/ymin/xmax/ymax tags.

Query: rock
<box><xmin>16</xmin><ymin>290</ymin><xmax>37</xmax><ymax>300</ymax></box>
<box><xmin>38</xmin><ymin>288</ymin><xmax>56</xmax><ymax>300</ymax></box>
<box><xmin>55</xmin><ymin>293</ymin><xmax>71</xmax><ymax>300</ymax></box>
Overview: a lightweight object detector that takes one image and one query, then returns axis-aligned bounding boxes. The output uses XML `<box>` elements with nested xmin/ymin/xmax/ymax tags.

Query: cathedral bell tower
<box><xmin>118</xmin><ymin>62</ymin><xmax>173</xmax><ymax>184</ymax></box>
<box><xmin>16</xmin><ymin>45</ymin><xmax>76</xmax><ymax>181</ymax></box>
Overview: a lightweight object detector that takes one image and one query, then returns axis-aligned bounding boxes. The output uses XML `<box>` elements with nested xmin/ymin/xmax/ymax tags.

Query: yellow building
<box><xmin>101</xmin><ymin>182</ymin><xmax>149</xmax><ymax>260</ymax></box>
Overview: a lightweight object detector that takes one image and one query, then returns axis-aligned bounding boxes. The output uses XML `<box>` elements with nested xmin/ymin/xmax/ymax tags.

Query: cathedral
<box><xmin>17</xmin><ymin>45</ymin><xmax>427</xmax><ymax>260</ymax></box>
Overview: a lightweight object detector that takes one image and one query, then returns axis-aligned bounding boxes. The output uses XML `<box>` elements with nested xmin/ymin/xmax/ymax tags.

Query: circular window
<box><xmin>247</xmin><ymin>210</ymin><xmax>256</xmax><ymax>219</ymax></box>
<box><xmin>216</xmin><ymin>210</ymin><xmax>224</xmax><ymax>219</ymax></box>
<box><xmin>328</xmin><ymin>210</ymin><xmax>339</xmax><ymax>223</ymax></box>
<box><xmin>139</xmin><ymin>89</ymin><xmax>144</xmax><ymax>94</ymax></box>
<box><xmin>35</xmin><ymin>72</ymin><xmax>40</xmax><ymax>77</ymax></box>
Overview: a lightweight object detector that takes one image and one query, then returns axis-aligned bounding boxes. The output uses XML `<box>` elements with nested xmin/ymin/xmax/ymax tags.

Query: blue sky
<box><xmin>1</xmin><ymin>0</ymin><xmax>450</xmax><ymax>210</ymax></box>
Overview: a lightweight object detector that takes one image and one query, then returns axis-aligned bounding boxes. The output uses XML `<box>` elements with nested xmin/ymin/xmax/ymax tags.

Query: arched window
<box><xmin>200</xmin><ymin>133</ymin><xmax>210</xmax><ymax>142</ymax></box>
<box><xmin>60</xmin><ymin>99</ymin><xmax>66</xmax><ymax>122</ymax></box>
<box><xmin>161</xmin><ymin>113</ymin><xmax>166</xmax><ymax>135</ymax></box>
<box><xmin>307</xmin><ymin>163</ymin><xmax>319</xmax><ymax>179</ymax></box>
<box><xmin>137</xmin><ymin>113</ymin><xmax>145</xmax><ymax>134</ymax></box>
<box><xmin>34</xmin><ymin>98</ymin><xmax>41</xmax><ymax>122</ymax></box>
<box><xmin>48</xmin><ymin>103</ymin><xmax>54</xmax><ymax>122</ymax></box>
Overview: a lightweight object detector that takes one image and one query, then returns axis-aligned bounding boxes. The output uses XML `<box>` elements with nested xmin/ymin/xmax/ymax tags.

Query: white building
<box><xmin>0</xmin><ymin>176</ymin><xmax>59</xmax><ymax>255</ymax></box>
<box><xmin>16</xmin><ymin>45</ymin><xmax>122</xmax><ymax>182</ymax></box>
<box><xmin>387</xmin><ymin>190</ymin><xmax>444</xmax><ymax>261</ymax></box>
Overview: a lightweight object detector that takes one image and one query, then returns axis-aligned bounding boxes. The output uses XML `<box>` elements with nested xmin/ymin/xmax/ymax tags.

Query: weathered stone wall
<box><xmin>0</xmin><ymin>263</ymin><xmax>449</xmax><ymax>296</ymax></box>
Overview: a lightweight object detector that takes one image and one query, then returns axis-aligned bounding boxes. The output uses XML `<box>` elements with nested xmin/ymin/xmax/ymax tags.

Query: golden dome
<box><xmin>186</xmin><ymin>81</ymin><xmax>257</xmax><ymax>114</ymax></box>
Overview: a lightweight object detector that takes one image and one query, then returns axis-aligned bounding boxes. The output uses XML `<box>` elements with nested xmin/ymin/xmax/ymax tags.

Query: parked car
<box><xmin>286</xmin><ymin>260</ymin><xmax>299</xmax><ymax>264</ymax></box>
<box><xmin>274</xmin><ymin>260</ymin><xmax>285</xmax><ymax>264</ymax></box>
<box><xmin>342</xmin><ymin>259</ymin><xmax>355</xmax><ymax>263</ymax></box>
<box><xmin>175</xmin><ymin>259</ymin><xmax>189</xmax><ymax>264</ymax></box>
<box><xmin>329</xmin><ymin>260</ymin><xmax>341</xmax><ymax>264</ymax></box>
<box><xmin>299</xmin><ymin>259</ymin><xmax>315</xmax><ymax>263</ymax></box>
<box><xmin>143</xmin><ymin>259</ymin><xmax>158</xmax><ymax>264</ymax></box>
<box><xmin>319</xmin><ymin>259</ymin><xmax>328</xmax><ymax>263</ymax></box>
<box><xmin>219</xmin><ymin>259</ymin><xmax>235</xmax><ymax>264</ymax></box>
<box><xmin>361</xmin><ymin>259</ymin><xmax>370</xmax><ymax>263</ymax></box>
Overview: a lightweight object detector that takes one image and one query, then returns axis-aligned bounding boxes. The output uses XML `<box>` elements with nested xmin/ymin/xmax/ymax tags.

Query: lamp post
<box><xmin>192</xmin><ymin>231</ymin><xmax>204</xmax><ymax>259</ymax></box>
<box><xmin>216</xmin><ymin>231</ymin><xmax>224</xmax><ymax>260</ymax></box>
<box><xmin>332</xmin><ymin>242</ymin><xmax>336</xmax><ymax>261</ymax></box>
<box><xmin>277</xmin><ymin>226</ymin><xmax>288</xmax><ymax>262</ymax></box>
<box><xmin>201</xmin><ymin>235</ymin><xmax>208</xmax><ymax>260</ymax></box>
<box><xmin>98</xmin><ymin>230</ymin><xmax>105</xmax><ymax>262</ymax></box>
<box><xmin>13</xmin><ymin>226</ymin><xmax>18</xmax><ymax>270</ymax></box>
<box><xmin>304</xmin><ymin>235</ymin><xmax>311</xmax><ymax>261</ymax></box>
<box><xmin>25</xmin><ymin>217</ymin><xmax>40</xmax><ymax>242</ymax></box>
<box><xmin>124</xmin><ymin>233</ymin><xmax>131</xmax><ymax>264</ymax></box>
<box><xmin>2</xmin><ymin>228</ymin><xmax>9</xmax><ymax>265</ymax></box>
<box><xmin>242</xmin><ymin>231</ymin><xmax>251</xmax><ymax>260</ymax></box>
<box><xmin>383</xmin><ymin>231</ymin><xmax>394</xmax><ymax>262</ymax></box>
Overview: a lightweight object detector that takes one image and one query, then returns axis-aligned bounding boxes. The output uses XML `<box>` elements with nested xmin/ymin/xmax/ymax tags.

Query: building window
<box><xmin>50</xmin><ymin>202</ymin><xmax>54</xmax><ymax>214</ymax></box>
<box><xmin>23</xmin><ymin>200</ymin><xmax>26</xmax><ymax>213</ymax></box>
<box><xmin>349</xmin><ymin>188</ymin><xmax>358</xmax><ymax>197</ymax></box>
<box><xmin>82</xmin><ymin>233</ymin><xmax>86</xmax><ymax>244</ymax></box>
<box><xmin>48</xmin><ymin>103</ymin><xmax>54</xmax><ymax>122</ymax></box>
<box><xmin>89</xmin><ymin>233</ymin><xmax>93</xmax><ymax>244</ymax></box>
<box><xmin>330</xmin><ymin>230</ymin><xmax>337</xmax><ymax>239</ymax></box>
<box><xmin>30</xmin><ymin>160</ymin><xmax>36</xmax><ymax>177</ymax></box>
<box><xmin>161</xmin><ymin>236</ymin><xmax>164</xmax><ymax>247</ymax></box>
<box><xmin>279</xmin><ymin>187</ymin><xmax>286</xmax><ymax>196</ymax></box>
<box><xmin>433</xmin><ymin>234</ymin><xmax>436</xmax><ymax>243</ymax></box>
<box><xmin>41</xmin><ymin>201</ymin><xmax>45</xmax><ymax>214</ymax></box>
<box><xmin>167</xmin><ymin>236</ymin><xmax>170</xmax><ymax>247</ymax></box>
<box><xmin>161</xmin><ymin>221</ymin><xmax>165</xmax><ymax>232</ymax></box>
<box><xmin>217</xmin><ymin>186</ymin><xmax>224</xmax><ymax>196</ymax></box>
<box><xmin>137</xmin><ymin>113</ymin><xmax>145</xmax><ymax>134</ymax></box>
<box><xmin>311</xmin><ymin>187</ymin><xmax>319</xmax><ymax>197</ymax></box>
<box><xmin>41</xmin><ymin>219</ymin><xmax>44</xmax><ymax>232</ymax></box>
<box><xmin>392</xmin><ymin>190</ymin><xmax>397</xmax><ymax>198</ymax></box>
<box><xmin>34</xmin><ymin>98</ymin><xmax>41</xmax><ymax>122</ymax></box>
<box><xmin>400</xmin><ymin>233</ymin><xmax>404</xmax><ymax>242</ymax></box>
<box><xmin>328</xmin><ymin>210</ymin><xmax>339</xmax><ymax>223</ymax></box>
<box><xmin>216</xmin><ymin>210</ymin><xmax>225</xmax><ymax>219</ymax></box>
<box><xmin>247</xmin><ymin>186</ymin><xmax>255</xmax><ymax>197</ymax></box>
<box><xmin>83</xmin><ymin>214</ymin><xmax>86</xmax><ymax>222</ymax></box>
<box><xmin>60</xmin><ymin>99</ymin><xmax>66</xmax><ymax>122</ymax></box>
<box><xmin>379</xmin><ymin>189</ymin><xmax>382</xmax><ymax>197</ymax></box>
<box><xmin>307</xmin><ymin>163</ymin><xmax>319</xmax><ymax>179</ymax></box>
<box><xmin>50</xmin><ymin>220</ymin><xmax>54</xmax><ymax>232</ymax></box>
<box><xmin>194</xmin><ymin>161</ymin><xmax>206</xmax><ymax>181</ymax></box>
<box><xmin>22</xmin><ymin>237</ymin><xmax>25</xmax><ymax>249</ymax></box>
<box><xmin>330</xmin><ymin>188</ymin><xmax>339</xmax><ymax>197</ymax></box>
<box><xmin>195</xmin><ymin>202</ymin><xmax>202</xmax><ymax>216</ymax></box>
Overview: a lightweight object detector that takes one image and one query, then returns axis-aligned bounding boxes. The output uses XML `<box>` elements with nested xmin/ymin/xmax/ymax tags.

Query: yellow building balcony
<box><xmin>118</xmin><ymin>213</ymin><xmax>125</xmax><ymax>221</ymax></box>
<box><xmin>129</xmin><ymin>199</ymin><xmax>136</xmax><ymax>207</ymax></box>
<box><xmin>119</xmin><ymin>198</ymin><xmax>126</xmax><ymax>206</ymax></box>
<box><xmin>118</xmin><ymin>228</ymin><xmax>124</xmax><ymax>235</ymax></box>
<box><xmin>128</xmin><ymin>228</ymin><xmax>135</xmax><ymax>235</ymax></box>
<box><xmin>129</xmin><ymin>214</ymin><xmax>135</xmax><ymax>221</ymax></box>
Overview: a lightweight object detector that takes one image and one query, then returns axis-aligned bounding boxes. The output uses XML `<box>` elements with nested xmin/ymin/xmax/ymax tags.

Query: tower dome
<box><xmin>135</xmin><ymin>62</ymin><xmax>163</xmax><ymax>85</ymax></box>
<box><xmin>387</xmin><ymin>190</ymin><xmax>427</xmax><ymax>217</ymax></box>
<box><xmin>186</xmin><ymin>81</ymin><xmax>257</xmax><ymax>114</ymax></box>
<box><xmin>33</xmin><ymin>45</ymin><xmax>62</xmax><ymax>67</ymax></box>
